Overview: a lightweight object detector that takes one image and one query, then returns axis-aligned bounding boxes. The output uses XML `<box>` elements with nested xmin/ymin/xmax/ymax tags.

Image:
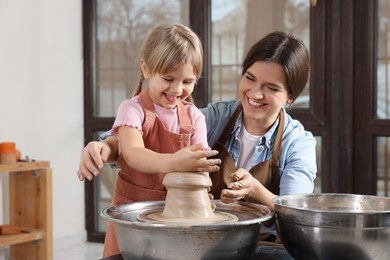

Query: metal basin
<box><xmin>272</xmin><ymin>193</ymin><xmax>390</xmax><ymax>260</ymax></box>
<box><xmin>102</xmin><ymin>200</ymin><xmax>273</xmax><ymax>260</ymax></box>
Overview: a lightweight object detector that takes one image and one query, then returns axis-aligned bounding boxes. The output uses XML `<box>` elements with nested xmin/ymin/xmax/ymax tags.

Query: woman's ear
<box><xmin>140</xmin><ymin>59</ymin><xmax>150</xmax><ymax>79</ymax></box>
<box><xmin>287</xmin><ymin>95</ymin><xmax>295</xmax><ymax>104</ymax></box>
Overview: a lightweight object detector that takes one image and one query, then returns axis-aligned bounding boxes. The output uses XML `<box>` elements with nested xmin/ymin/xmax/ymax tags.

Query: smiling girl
<box><xmin>102</xmin><ymin>23</ymin><xmax>221</xmax><ymax>257</ymax></box>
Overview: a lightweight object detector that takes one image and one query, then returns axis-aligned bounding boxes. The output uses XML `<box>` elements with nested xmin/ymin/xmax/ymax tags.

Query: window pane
<box><xmin>95</xmin><ymin>0</ymin><xmax>189</xmax><ymax>117</ymax></box>
<box><xmin>314</xmin><ymin>136</ymin><xmax>322</xmax><ymax>193</ymax></box>
<box><xmin>211</xmin><ymin>0</ymin><xmax>310</xmax><ymax>107</ymax></box>
<box><xmin>377</xmin><ymin>137</ymin><xmax>390</xmax><ymax>197</ymax></box>
<box><xmin>377</xmin><ymin>0</ymin><xmax>390</xmax><ymax>119</ymax></box>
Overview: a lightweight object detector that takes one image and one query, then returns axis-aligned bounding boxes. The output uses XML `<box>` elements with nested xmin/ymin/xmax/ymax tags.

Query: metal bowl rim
<box><xmin>101</xmin><ymin>200</ymin><xmax>273</xmax><ymax>229</ymax></box>
<box><xmin>272</xmin><ymin>193</ymin><xmax>390</xmax><ymax>214</ymax></box>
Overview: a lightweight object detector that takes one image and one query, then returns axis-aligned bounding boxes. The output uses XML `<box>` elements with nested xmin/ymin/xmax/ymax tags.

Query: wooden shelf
<box><xmin>0</xmin><ymin>161</ymin><xmax>52</xmax><ymax>259</ymax></box>
<box><xmin>0</xmin><ymin>161</ymin><xmax>49</xmax><ymax>174</ymax></box>
<box><xmin>0</xmin><ymin>228</ymin><xmax>43</xmax><ymax>246</ymax></box>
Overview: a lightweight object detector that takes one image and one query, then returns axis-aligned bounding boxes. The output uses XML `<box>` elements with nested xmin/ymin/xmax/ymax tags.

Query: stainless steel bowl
<box><xmin>272</xmin><ymin>193</ymin><xmax>390</xmax><ymax>260</ymax></box>
<box><xmin>102</xmin><ymin>200</ymin><xmax>273</xmax><ymax>260</ymax></box>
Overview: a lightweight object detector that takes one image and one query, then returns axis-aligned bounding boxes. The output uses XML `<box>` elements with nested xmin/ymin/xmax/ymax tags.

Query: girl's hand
<box><xmin>171</xmin><ymin>143</ymin><xmax>221</xmax><ymax>173</ymax></box>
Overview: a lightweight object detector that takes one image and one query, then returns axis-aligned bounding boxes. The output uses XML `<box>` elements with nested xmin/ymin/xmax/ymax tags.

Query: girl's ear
<box><xmin>140</xmin><ymin>59</ymin><xmax>150</xmax><ymax>79</ymax></box>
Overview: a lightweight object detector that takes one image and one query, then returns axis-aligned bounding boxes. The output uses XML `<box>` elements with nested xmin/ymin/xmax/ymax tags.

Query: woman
<box><xmin>78</xmin><ymin>31</ymin><xmax>316</xmax><ymax>221</ymax></box>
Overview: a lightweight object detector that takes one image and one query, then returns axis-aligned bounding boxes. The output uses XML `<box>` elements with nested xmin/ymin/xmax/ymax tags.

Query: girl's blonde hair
<box><xmin>133</xmin><ymin>23</ymin><xmax>203</xmax><ymax>103</ymax></box>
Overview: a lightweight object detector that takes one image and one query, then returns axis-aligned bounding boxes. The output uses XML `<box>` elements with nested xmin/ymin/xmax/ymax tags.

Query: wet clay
<box><xmin>146</xmin><ymin>172</ymin><xmax>238</xmax><ymax>224</ymax></box>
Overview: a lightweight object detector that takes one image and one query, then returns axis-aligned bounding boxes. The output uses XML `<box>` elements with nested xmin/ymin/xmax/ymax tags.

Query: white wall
<box><xmin>0</xmin><ymin>0</ymin><xmax>86</xmax><ymax>248</ymax></box>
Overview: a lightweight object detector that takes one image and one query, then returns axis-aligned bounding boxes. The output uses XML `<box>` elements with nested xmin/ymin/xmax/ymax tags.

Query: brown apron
<box><xmin>209</xmin><ymin>105</ymin><xmax>284</xmax><ymax>244</ymax></box>
<box><xmin>103</xmin><ymin>89</ymin><xmax>193</xmax><ymax>257</ymax></box>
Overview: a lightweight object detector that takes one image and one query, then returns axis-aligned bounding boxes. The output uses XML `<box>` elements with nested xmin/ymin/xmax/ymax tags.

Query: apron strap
<box><xmin>139</xmin><ymin>89</ymin><xmax>193</xmax><ymax>136</ymax></box>
<box><xmin>217</xmin><ymin>105</ymin><xmax>243</xmax><ymax>145</ymax></box>
<box><xmin>270</xmin><ymin>110</ymin><xmax>284</xmax><ymax>167</ymax></box>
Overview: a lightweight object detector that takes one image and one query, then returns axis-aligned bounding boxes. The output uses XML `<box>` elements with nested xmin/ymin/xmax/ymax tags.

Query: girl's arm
<box><xmin>118</xmin><ymin>126</ymin><xmax>220</xmax><ymax>174</ymax></box>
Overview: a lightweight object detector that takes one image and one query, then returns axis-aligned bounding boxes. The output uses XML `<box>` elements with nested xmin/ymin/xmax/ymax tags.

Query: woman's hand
<box><xmin>220</xmin><ymin>168</ymin><xmax>277</xmax><ymax>209</ymax></box>
<box><xmin>78</xmin><ymin>141</ymin><xmax>112</xmax><ymax>181</ymax></box>
<box><xmin>220</xmin><ymin>168</ymin><xmax>254</xmax><ymax>203</ymax></box>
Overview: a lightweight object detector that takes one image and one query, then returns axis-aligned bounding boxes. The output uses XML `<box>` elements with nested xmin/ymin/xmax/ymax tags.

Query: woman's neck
<box><xmin>242</xmin><ymin>114</ymin><xmax>278</xmax><ymax>136</ymax></box>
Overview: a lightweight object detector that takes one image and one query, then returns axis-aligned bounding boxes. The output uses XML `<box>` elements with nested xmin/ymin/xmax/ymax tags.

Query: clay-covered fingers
<box><xmin>232</xmin><ymin>181</ymin><xmax>245</xmax><ymax>189</ymax></box>
<box><xmin>188</xmin><ymin>143</ymin><xmax>219</xmax><ymax>158</ymax></box>
<box><xmin>193</xmin><ymin>159</ymin><xmax>220</xmax><ymax>172</ymax></box>
<box><xmin>207</xmin><ymin>193</ymin><xmax>217</xmax><ymax>211</ymax></box>
<box><xmin>220</xmin><ymin>188</ymin><xmax>246</xmax><ymax>204</ymax></box>
<box><xmin>195</xmin><ymin>149</ymin><xmax>219</xmax><ymax>161</ymax></box>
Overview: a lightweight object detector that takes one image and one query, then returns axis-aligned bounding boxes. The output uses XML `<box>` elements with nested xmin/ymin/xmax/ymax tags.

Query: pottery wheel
<box><xmin>139</xmin><ymin>172</ymin><xmax>238</xmax><ymax>224</ymax></box>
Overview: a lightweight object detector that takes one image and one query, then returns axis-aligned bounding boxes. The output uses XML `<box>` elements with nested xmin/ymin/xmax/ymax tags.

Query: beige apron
<box><xmin>209</xmin><ymin>105</ymin><xmax>284</xmax><ymax>244</ymax></box>
<box><xmin>103</xmin><ymin>89</ymin><xmax>193</xmax><ymax>257</ymax></box>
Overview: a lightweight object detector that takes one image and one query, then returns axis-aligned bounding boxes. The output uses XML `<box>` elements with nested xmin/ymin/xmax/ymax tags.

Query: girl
<box><xmin>102</xmin><ymin>23</ymin><xmax>220</xmax><ymax>257</ymax></box>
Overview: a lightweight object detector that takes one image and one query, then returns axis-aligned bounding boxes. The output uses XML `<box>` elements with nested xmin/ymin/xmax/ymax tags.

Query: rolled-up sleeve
<box><xmin>279</xmin><ymin>129</ymin><xmax>317</xmax><ymax>196</ymax></box>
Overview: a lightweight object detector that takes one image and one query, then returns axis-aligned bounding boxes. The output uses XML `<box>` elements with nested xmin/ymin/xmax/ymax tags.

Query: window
<box><xmin>83</xmin><ymin>2</ymin><xmax>390</xmax><ymax>248</ymax></box>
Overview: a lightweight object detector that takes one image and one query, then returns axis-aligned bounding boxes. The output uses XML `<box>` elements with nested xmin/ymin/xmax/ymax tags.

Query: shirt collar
<box><xmin>232</xmin><ymin>109</ymin><xmax>282</xmax><ymax>148</ymax></box>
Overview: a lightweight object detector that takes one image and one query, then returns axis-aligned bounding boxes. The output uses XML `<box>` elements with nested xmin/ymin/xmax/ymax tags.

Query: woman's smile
<box><xmin>247</xmin><ymin>97</ymin><xmax>266</xmax><ymax>108</ymax></box>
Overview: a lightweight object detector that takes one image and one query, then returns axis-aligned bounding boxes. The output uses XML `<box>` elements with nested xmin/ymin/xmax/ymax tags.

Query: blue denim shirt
<box><xmin>201</xmin><ymin>100</ymin><xmax>316</xmax><ymax>236</ymax></box>
<box><xmin>200</xmin><ymin>100</ymin><xmax>317</xmax><ymax>196</ymax></box>
<box><xmin>101</xmin><ymin>99</ymin><xmax>317</xmax><ymax>195</ymax></box>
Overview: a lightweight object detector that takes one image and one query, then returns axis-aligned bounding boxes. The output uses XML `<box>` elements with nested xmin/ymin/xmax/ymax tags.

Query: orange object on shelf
<box><xmin>0</xmin><ymin>225</ymin><xmax>21</xmax><ymax>235</ymax></box>
<box><xmin>0</xmin><ymin>142</ymin><xmax>16</xmax><ymax>154</ymax></box>
<box><xmin>0</xmin><ymin>142</ymin><xmax>17</xmax><ymax>164</ymax></box>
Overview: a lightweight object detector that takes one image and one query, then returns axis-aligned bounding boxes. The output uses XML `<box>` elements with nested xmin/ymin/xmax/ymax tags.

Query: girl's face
<box><xmin>142</xmin><ymin>60</ymin><xmax>197</xmax><ymax>109</ymax></box>
<box><xmin>239</xmin><ymin>61</ymin><xmax>291</xmax><ymax>128</ymax></box>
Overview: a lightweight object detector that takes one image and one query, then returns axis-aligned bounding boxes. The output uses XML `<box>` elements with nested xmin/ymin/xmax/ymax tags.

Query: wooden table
<box><xmin>0</xmin><ymin>161</ymin><xmax>52</xmax><ymax>260</ymax></box>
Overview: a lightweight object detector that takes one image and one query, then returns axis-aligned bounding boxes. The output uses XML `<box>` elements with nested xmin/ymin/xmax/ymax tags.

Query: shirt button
<box><xmin>267</xmin><ymin>140</ymin><xmax>273</xmax><ymax>145</ymax></box>
<box><xmin>258</xmin><ymin>146</ymin><xmax>265</xmax><ymax>152</ymax></box>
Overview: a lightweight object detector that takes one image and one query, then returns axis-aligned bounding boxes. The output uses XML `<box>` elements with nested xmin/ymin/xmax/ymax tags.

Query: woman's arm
<box><xmin>78</xmin><ymin>135</ymin><xmax>118</xmax><ymax>181</ymax></box>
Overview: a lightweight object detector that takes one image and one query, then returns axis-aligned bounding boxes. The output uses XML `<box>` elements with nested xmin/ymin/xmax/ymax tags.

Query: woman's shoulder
<box><xmin>200</xmin><ymin>100</ymin><xmax>241</xmax><ymax>118</ymax></box>
<box><xmin>283</xmin><ymin>110</ymin><xmax>315</xmax><ymax>141</ymax></box>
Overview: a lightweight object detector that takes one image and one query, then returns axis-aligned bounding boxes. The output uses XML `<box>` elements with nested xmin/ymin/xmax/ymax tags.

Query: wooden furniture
<box><xmin>0</xmin><ymin>161</ymin><xmax>52</xmax><ymax>260</ymax></box>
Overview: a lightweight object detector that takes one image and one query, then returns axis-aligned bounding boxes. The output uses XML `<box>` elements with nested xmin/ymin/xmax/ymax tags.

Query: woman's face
<box><xmin>141</xmin><ymin>60</ymin><xmax>197</xmax><ymax>109</ymax></box>
<box><xmin>239</xmin><ymin>61</ymin><xmax>290</xmax><ymax>127</ymax></box>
